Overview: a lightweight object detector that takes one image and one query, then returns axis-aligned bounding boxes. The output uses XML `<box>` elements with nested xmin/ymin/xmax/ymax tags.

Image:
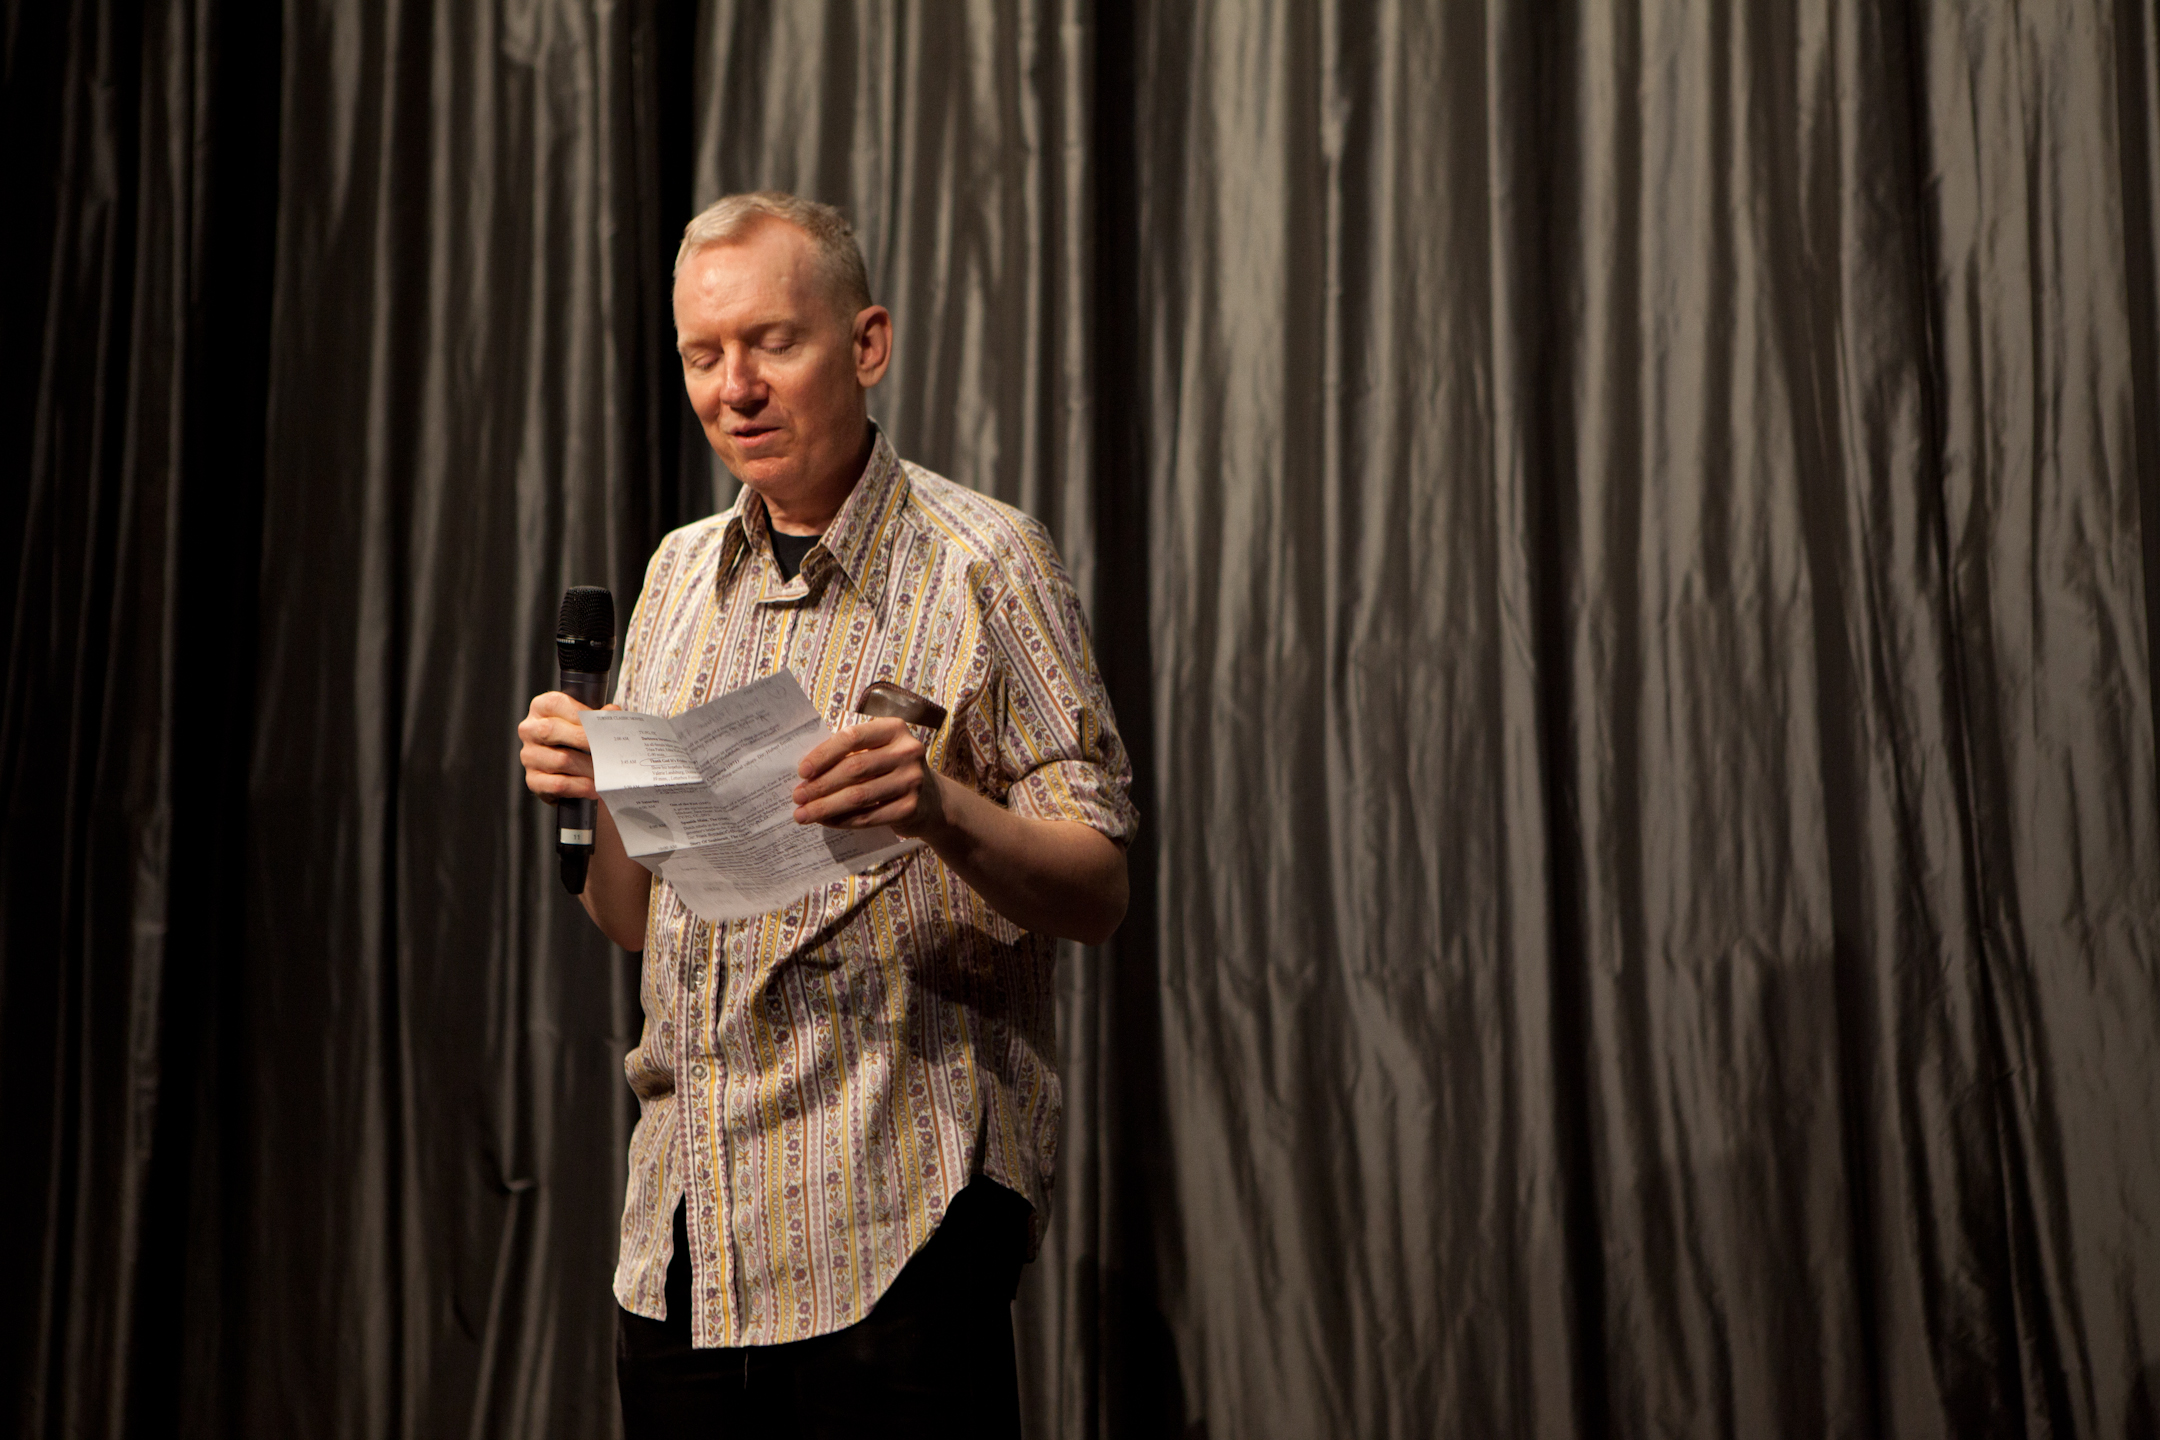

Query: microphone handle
<box><xmin>558</xmin><ymin>669</ymin><xmax>610</xmax><ymax>894</ymax></box>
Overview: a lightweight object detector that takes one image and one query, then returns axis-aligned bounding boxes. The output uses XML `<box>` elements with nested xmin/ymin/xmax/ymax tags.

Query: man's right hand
<box><xmin>518</xmin><ymin>691</ymin><xmax>652</xmax><ymax>949</ymax></box>
<box><xmin>518</xmin><ymin>690</ymin><xmax>616</xmax><ymax>800</ymax></box>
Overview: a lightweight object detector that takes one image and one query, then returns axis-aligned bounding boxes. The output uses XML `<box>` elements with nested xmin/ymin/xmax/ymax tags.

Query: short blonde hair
<box><xmin>674</xmin><ymin>192</ymin><xmax>874</xmax><ymax>318</ymax></box>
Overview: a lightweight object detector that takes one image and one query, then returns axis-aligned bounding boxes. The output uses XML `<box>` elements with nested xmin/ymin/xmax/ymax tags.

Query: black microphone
<box><xmin>555</xmin><ymin>585</ymin><xmax>616</xmax><ymax>895</ymax></box>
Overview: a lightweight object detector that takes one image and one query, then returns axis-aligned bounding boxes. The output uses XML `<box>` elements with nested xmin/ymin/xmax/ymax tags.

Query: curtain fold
<box><xmin>4</xmin><ymin>2</ymin><xmax>2156</xmax><ymax>1437</ymax></box>
<box><xmin>1</xmin><ymin>1</ymin><xmax>280</xmax><ymax>1433</ymax></box>
<box><xmin>228</xmin><ymin>1</ymin><xmax>691</xmax><ymax>1432</ymax></box>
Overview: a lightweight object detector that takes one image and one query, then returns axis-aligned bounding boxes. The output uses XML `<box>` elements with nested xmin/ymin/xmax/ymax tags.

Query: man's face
<box><xmin>672</xmin><ymin>220</ymin><xmax>891</xmax><ymax>526</ymax></box>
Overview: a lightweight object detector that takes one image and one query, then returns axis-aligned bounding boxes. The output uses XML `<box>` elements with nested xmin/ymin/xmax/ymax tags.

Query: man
<box><xmin>517</xmin><ymin>192</ymin><xmax>1135</xmax><ymax>1436</ymax></box>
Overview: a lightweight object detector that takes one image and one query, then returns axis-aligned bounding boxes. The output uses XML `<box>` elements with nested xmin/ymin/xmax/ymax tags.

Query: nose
<box><xmin>716</xmin><ymin>348</ymin><xmax>763</xmax><ymax>409</ymax></box>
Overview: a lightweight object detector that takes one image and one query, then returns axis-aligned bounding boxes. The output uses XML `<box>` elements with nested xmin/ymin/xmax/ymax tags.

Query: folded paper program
<box><xmin>580</xmin><ymin>670</ymin><xmax>919</xmax><ymax>923</ymax></box>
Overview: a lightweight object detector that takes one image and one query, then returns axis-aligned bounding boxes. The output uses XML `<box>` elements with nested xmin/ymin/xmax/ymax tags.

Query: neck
<box><xmin>763</xmin><ymin>420</ymin><xmax>875</xmax><ymax>535</ymax></box>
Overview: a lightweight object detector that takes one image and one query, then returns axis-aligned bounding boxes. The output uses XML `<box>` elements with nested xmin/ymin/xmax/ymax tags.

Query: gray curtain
<box><xmin>5</xmin><ymin>2</ymin><xmax>2158</xmax><ymax>1438</ymax></box>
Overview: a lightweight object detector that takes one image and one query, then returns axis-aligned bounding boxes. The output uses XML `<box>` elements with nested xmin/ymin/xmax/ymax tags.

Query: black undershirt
<box><xmin>770</xmin><ymin>528</ymin><xmax>818</xmax><ymax>581</ymax></box>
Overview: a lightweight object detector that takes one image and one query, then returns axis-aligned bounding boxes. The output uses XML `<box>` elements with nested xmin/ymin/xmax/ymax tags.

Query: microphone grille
<box><xmin>556</xmin><ymin>586</ymin><xmax>616</xmax><ymax>672</ymax></box>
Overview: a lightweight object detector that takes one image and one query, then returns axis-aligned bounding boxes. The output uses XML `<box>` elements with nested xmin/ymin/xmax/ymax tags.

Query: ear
<box><xmin>852</xmin><ymin>305</ymin><xmax>893</xmax><ymax>388</ymax></box>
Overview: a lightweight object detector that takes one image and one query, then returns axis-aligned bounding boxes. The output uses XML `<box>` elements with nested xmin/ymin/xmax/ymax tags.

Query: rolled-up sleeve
<box><xmin>982</xmin><ymin>521</ymin><xmax>1140</xmax><ymax>846</ymax></box>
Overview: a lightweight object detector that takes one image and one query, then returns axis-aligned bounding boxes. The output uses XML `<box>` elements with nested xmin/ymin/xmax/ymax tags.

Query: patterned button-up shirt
<box><xmin>610</xmin><ymin>428</ymin><xmax>1137</xmax><ymax>1347</ymax></box>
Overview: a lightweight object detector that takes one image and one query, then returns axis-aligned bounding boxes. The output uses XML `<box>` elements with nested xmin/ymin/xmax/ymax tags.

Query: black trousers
<box><xmin>616</xmin><ymin>1178</ymin><xmax>1030</xmax><ymax>1439</ymax></box>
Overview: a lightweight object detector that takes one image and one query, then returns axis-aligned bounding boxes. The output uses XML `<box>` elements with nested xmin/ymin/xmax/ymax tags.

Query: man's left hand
<box><xmin>792</xmin><ymin>718</ymin><xmax>948</xmax><ymax>838</ymax></box>
<box><xmin>792</xmin><ymin>715</ymin><xmax>1128</xmax><ymax>944</ymax></box>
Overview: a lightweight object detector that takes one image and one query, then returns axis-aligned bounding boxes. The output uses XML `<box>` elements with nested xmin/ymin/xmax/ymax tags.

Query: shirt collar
<box><xmin>718</xmin><ymin>424</ymin><xmax>910</xmax><ymax>604</ymax></box>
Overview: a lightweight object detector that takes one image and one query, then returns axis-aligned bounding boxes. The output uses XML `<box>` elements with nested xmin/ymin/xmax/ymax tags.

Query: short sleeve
<box><xmin>612</xmin><ymin>518</ymin><xmax>723</xmax><ymax>715</ymax></box>
<box><xmin>981</xmin><ymin>520</ymin><xmax>1139</xmax><ymax>846</ymax></box>
<box><xmin>611</xmin><ymin>541</ymin><xmax>670</xmax><ymax>710</ymax></box>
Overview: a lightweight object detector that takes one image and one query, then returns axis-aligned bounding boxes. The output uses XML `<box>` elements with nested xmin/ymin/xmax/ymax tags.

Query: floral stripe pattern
<box><xmin>609</xmin><ymin>430</ymin><xmax>1137</xmax><ymax>1347</ymax></box>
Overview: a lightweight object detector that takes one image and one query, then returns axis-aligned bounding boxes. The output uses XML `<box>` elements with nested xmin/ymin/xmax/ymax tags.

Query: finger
<box><xmin>527</xmin><ymin>771</ymin><xmax>599</xmax><ymax>801</ymax></box>
<box><xmin>812</xmin><ymin>797</ymin><xmax>913</xmax><ymax>830</ymax></box>
<box><xmin>525</xmin><ymin>715</ymin><xmax>594</xmax><ymax>753</ymax></box>
<box><xmin>556</xmin><ymin>716</ymin><xmax>595</xmax><ymax>751</ymax></box>
<box><xmin>522</xmin><ymin>731</ymin><xmax>595</xmax><ymax>772</ymax></box>
<box><xmin>527</xmin><ymin>765</ymin><xmax>597</xmax><ymax>796</ymax></box>
<box><xmin>792</xmin><ymin>769</ymin><xmax>914</xmax><ymax>826</ymax></box>
<box><xmin>517</xmin><ymin>725</ymin><xmax>590</xmax><ymax>756</ymax></box>
<box><xmin>527</xmin><ymin>690</ymin><xmax>589</xmax><ymax>719</ymax></box>
<box><xmin>522</xmin><ymin>752</ymin><xmax>598</xmax><ymax>799</ymax></box>
<box><xmin>796</xmin><ymin>728</ymin><xmax>923</xmax><ymax>799</ymax></box>
<box><xmin>795</xmin><ymin>730</ymin><xmax>860</xmax><ymax>780</ymax></box>
<box><xmin>796</xmin><ymin>718</ymin><xmax>908</xmax><ymax>779</ymax></box>
<box><xmin>791</xmin><ymin>743</ymin><xmax>912</xmax><ymax>804</ymax></box>
<box><xmin>526</xmin><ymin>694</ymin><xmax>605</xmax><ymax>740</ymax></box>
<box><xmin>522</xmin><ymin>742</ymin><xmax>595</xmax><ymax>781</ymax></box>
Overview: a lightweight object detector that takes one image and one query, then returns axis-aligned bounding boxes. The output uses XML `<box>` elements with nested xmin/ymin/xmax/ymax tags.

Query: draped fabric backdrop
<box><xmin>5</xmin><ymin>2</ymin><xmax>2158</xmax><ymax>1437</ymax></box>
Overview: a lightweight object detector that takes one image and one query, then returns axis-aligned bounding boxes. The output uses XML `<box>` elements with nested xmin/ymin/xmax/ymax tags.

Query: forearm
<box><xmin>578</xmin><ymin>798</ymin><xmax>653</xmax><ymax>951</ymax></box>
<box><xmin>916</xmin><ymin>780</ymin><xmax>1128</xmax><ymax>944</ymax></box>
<box><xmin>788</xmin><ymin>717</ymin><xmax>1128</xmax><ymax>943</ymax></box>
